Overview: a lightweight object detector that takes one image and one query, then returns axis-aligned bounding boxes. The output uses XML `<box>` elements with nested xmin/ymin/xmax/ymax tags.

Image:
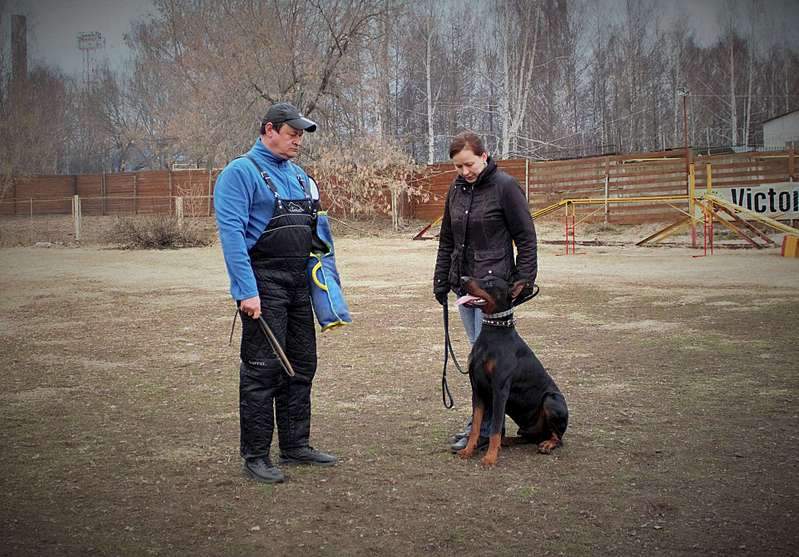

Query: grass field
<box><xmin>1</xmin><ymin>236</ymin><xmax>797</xmax><ymax>556</ymax></box>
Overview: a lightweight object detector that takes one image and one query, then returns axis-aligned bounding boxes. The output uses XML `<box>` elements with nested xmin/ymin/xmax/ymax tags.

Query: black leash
<box><xmin>441</xmin><ymin>301</ymin><xmax>468</xmax><ymax>409</ymax></box>
<box><xmin>512</xmin><ymin>283</ymin><xmax>540</xmax><ymax>307</ymax></box>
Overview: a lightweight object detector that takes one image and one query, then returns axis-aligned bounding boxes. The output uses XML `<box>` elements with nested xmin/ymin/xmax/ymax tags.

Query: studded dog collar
<box><xmin>482</xmin><ymin>308</ymin><xmax>515</xmax><ymax>328</ymax></box>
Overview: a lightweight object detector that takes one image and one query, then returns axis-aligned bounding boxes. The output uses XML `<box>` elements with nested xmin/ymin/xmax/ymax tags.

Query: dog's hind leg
<box><xmin>537</xmin><ymin>393</ymin><xmax>568</xmax><ymax>454</ymax></box>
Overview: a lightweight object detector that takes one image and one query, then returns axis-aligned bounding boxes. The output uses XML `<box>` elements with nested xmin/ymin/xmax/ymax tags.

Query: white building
<box><xmin>763</xmin><ymin>109</ymin><xmax>799</xmax><ymax>150</ymax></box>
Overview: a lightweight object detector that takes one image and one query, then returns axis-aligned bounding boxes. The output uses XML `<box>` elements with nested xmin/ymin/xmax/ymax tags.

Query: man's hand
<box><xmin>239</xmin><ymin>295</ymin><xmax>261</xmax><ymax>319</ymax></box>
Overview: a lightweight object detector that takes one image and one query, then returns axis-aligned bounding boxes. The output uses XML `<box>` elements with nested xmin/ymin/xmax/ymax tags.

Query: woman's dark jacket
<box><xmin>433</xmin><ymin>157</ymin><xmax>537</xmax><ymax>295</ymax></box>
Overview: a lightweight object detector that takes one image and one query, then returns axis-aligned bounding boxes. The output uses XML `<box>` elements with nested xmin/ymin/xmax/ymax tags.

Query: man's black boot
<box><xmin>280</xmin><ymin>446</ymin><xmax>337</xmax><ymax>466</ymax></box>
<box><xmin>243</xmin><ymin>457</ymin><xmax>285</xmax><ymax>483</ymax></box>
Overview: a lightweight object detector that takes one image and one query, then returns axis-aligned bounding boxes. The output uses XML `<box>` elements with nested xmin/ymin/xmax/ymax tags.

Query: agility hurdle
<box><xmin>533</xmin><ymin>195</ymin><xmax>691</xmax><ymax>254</ymax></box>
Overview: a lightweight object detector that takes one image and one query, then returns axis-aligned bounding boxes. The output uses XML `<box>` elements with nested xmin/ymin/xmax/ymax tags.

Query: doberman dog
<box><xmin>456</xmin><ymin>275</ymin><xmax>568</xmax><ymax>467</ymax></box>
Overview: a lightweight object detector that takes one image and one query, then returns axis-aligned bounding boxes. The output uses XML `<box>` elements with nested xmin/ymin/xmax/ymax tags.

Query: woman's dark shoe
<box><xmin>243</xmin><ymin>457</ymin><xmax>284</xmax><ymax>483</ymax></box>
<box><xmin>448</xmin><ymin>428</ymin><xmax>470</xmax><ymax>444</ymax></box>
<box><xmin>280</xmin><ymin>446</ymin><xmax>337</xmax><ymax>466</ymax></box>
<box><xmin>449</xmin><ymin>435</ymin><xmax>489</xmax><ymax>453</ymax></box>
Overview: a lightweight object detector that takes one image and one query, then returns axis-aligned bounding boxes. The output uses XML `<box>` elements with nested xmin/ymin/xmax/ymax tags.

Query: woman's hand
<box><xmin>511</xmin><ymin>281</ymin><xmax>538</xmax><ymax>307</ymax></box>
<box><xmin>434</xmin><ymin>285</ymin><xmax>449</xmax><ymax>306</ymax></box>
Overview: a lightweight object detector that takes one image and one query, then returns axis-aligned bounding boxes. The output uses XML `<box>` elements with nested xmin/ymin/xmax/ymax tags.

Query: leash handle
<box><xmin>512</xmin><ymin>283</ymin><xmax>540</xmax><ymax>307</ymax></box>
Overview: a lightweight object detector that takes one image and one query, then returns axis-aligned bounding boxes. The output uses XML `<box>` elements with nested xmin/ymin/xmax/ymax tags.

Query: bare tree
<box><xmin>0</xmin><ymin>66</ymin><xmax>70</xmax><ymax>195</ymax></box>
<box><xmin>422</xmin><ymin>0</ymin><xmax>439</xmax><ymax>164</ymax></box>
<box><xmin>494</xmin><ymin>0</ymin><xmax>542</xmax><ymax>158</ymax></box>
<box><xmin>124</xmin><ymin>0</ymin><xmax>384</xmax><ymax>167</ymax></box>
<box><xmin>5</xmin><ymin>0</ymin><xmax>799</xmax><ymax>184</ymax></box>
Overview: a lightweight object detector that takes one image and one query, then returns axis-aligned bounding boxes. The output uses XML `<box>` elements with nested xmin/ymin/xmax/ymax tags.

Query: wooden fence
<box><xmin>0</xmin><ymin>169</ymin><xmax>220</xmax><ymax>217</ymax></box>
<box><xmin>412</xmin><ymin>148</ymin><xmax>797</xmax><ymax>225</ymax></box>
<box><xmin>2</xmin><ymin>148</ymin><xmax>796</xmax><ymax>225</ymax></box>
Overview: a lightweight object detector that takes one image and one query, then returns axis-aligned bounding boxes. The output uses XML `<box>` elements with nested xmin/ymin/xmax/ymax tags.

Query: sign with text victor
<box><xmin>716</xmin><ymin>182</ymin><xmax>799</xmax><ymax>219</ymax></box>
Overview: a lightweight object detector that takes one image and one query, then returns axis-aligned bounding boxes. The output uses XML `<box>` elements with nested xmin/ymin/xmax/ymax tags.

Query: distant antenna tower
<box><xmin>77</xmin><ymin>31</ymin><xmax>104</xmax><ymax>88</ymax></box>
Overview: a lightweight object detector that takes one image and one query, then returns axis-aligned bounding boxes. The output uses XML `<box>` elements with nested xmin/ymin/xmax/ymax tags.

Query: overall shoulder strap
<box><xmin>295</xmin><ymin>174</ymin><xmax>311</xmax><ymax>200</ymax></box>
<box><xmin>287</xmin><ymin>160</ymin><xmax>313</xmax><ymax>201</ymax></box>
<box><xmin>242</xmin><ymin>155</ymin><xmax>280</xmax><ymax>199</ymax></box>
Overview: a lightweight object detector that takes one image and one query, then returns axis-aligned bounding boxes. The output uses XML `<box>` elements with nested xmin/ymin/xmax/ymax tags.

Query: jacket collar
<box><xmin>454</xmin><ymin>156</ymin><xmax>497</xmax><ymax>189</ymax></box>
<box><xmin>249</xmin><ymin>138</ymin><xmax>289</xmax><ymax>167</ymax></box>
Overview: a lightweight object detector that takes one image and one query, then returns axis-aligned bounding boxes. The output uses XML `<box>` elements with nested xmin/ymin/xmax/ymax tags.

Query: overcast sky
<box><xmin>3</xmin><ymin>0</ymin><xmax>799</xmax><ymax>78</ymax></box>
<box><xmin>2</xmin><ymin>0</ymin><xmax>156</xmax><ymax>75</ymax></box>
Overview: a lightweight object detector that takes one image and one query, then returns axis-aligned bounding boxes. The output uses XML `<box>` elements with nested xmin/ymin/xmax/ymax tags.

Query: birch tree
<box><xmin>406</xmin><ymin>0</ymin><xmax>444</xmax><ymax>164</ymax></box>
<box><xmin>495</xmin><ymin>0</ymin><xmax>542</xmax><ymax>158</ymax></box>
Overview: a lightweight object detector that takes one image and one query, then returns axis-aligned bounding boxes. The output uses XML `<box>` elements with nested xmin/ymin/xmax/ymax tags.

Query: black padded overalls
<box><xmin>239</xmin><ymin>156</ymin><xmax>319</xmax><ymax>460</ymax></box>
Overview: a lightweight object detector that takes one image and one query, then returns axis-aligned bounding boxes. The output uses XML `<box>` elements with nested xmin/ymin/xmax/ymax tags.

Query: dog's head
<box><xmin>457</xmin><ymin>275</ymin><xmax>527</xmax><ymax>315</ymax></box>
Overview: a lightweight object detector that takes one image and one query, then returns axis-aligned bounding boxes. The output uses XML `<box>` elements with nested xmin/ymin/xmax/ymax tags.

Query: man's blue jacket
<box><xmin>213</xmin><ymin>139</ymin><xmax>318</xmax><ymax>301</ymax></box>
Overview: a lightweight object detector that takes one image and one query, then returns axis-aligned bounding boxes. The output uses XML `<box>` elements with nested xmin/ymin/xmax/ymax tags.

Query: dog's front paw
<box><xmin>480</xmin><ymin>452</ymin><xmax>498</xmax><ymax>467</ymax></box>
<box><xmin>457</xmin><ymin>447</ymin><xmax>475</xmax><ymax>459</ymax></box>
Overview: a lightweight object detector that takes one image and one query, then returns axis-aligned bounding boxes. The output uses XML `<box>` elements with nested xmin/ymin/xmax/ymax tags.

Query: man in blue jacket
<box><xmin>214</xmin><ymin>102</ymin><xmax>336</xmax><ymax>484</ymax></box>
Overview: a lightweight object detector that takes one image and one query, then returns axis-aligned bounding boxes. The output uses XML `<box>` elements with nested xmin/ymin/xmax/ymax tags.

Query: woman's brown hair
<box><xmin>448</xmin><ymin>131</ymin><xmax>486</xmax><ymax>158</ymax></box>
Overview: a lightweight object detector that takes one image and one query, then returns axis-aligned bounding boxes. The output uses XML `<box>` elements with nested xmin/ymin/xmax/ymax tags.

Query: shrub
<box><xmin>310</xmin><ymin>135</ymin><xmax>429</xmax><ymax>230</ymax></box>
<box><xmin>110</xmin><ymin>215</ymin><xmax>215</xmax><ymax>249</ymax></box>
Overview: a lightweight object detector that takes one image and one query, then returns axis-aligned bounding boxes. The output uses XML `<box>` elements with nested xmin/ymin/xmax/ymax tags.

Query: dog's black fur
<box><xmin>457</xmin><ymin>275</ymin><xmax>568</xmax><ymax>466</ymax></box>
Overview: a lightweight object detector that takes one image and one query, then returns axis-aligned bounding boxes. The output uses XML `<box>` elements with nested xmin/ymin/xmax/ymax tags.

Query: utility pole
<box><xmin>678</xmin><ymin>87</ymin><xmax>696</xmax><ymax>248</ymax></box>
<box><xmin>679</xmin><ymin>88</ymin><xmax>689</xmax><ymax>156</ymax></box>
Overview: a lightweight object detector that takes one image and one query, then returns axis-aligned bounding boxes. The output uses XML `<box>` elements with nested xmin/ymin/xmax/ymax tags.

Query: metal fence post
<box><xmin>604</xmin><ymin>156</ymin><xmax>611</xmax><ymax>224</ymax></box>
<box><xmin>706</xmin><ymin>162</ymin><xmax>713</xmax><ymax>193</ymax></box>
<box><xmin>207</xmin><ymin>169</ymin><xmax>213</xmax><ymax>216</ymax></box>
<box><xmin>524</xmin><ymin>159</ymin><xmax>529</xmax><ymax>201</ymax></box>
<box><xmin>72</xmin><ymin>194</ymin><xmax>82</xmax><ymax>242</ymax></box>
<box><xmin>688</xmin><ymin>162</ymin><xmax>696</xmax><ymax>248</ymax></box>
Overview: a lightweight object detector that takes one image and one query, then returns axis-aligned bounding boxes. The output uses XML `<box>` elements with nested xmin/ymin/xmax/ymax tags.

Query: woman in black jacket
<box><xmin>433</xmin><ymin>130</ymin><xmax>538</xmax><ymax>452</ymax></box>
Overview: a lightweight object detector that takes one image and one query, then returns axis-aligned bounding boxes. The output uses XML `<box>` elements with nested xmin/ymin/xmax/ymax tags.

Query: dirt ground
<box><xmin>1</xmin><ymin>227</ymin><xmax>798</xmax><ymax>556</ymax></box>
